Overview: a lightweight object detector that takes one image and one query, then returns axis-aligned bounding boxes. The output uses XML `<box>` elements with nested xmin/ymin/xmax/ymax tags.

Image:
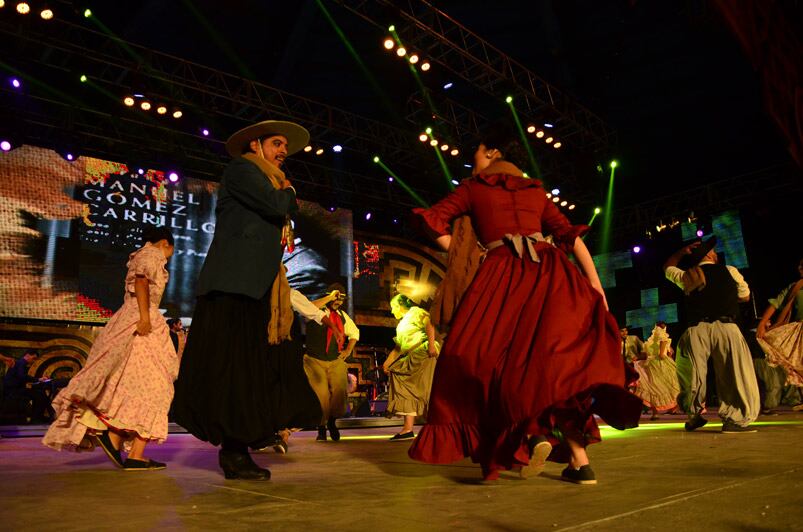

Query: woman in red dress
<box><xmin>408</xmin><ymin>125</ymin><xmax>641</xmax><ymax>483</ymax></box>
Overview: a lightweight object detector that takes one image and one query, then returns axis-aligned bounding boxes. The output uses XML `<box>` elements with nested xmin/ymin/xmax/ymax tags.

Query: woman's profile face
<box><xmin>390</xmin><ymin>300</ymin><xmax>407</xmax><ymax>319</ymax></box>
<box><xmin>472</xmin><ymin>143</ymin><xmax>495</xmax><ymax>176</ymax></box>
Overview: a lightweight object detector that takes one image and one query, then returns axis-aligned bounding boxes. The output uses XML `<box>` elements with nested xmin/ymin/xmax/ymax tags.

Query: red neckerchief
<box><xmin>326</xmin><ymin>309</ymin><xmax>345</xmax><ymax>352</ymax></box>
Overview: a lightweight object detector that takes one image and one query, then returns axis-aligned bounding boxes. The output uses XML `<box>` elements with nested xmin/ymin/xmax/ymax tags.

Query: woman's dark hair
<box><xmin>479</xmin><ymin>121</ymin><xmax>529</xmax><ymax>169</ymax></box>
<box><xmin>142</xmin><ymin>225</ymin><xmax>175</xmax><ymax>246</ymax></box>
<box><xmin>391</xmin><ymin>293</ymin><xmax>416</xmax><ymax>310</ymax></box>
<box><xmin>656</xmin><ymin>321</ymin><xmax>667</xmax><ymax>329</ymax></box>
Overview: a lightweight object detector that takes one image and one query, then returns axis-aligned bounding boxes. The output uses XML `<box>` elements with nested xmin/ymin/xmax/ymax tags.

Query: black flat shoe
<box><xmin>327</xmin><ymin>418</ymin><xmax>341</xmax><ymax>442</ymax></box>
<box><xmin>316</xmin><ymin>426</ymin><xmax>327</xmax><ymax>442</ymax></box>
<box><xmin>94</xmin><ymin>431</ymin><xmax>124</xmax><ymax>468</ymax></box>
<box><xmin>218</xmin><ymin>450</ymin><xmax>271</xmax><ymax>481</ymax></box>
<box><xmin>520</xmin><ymin>436</ymin><xmax>551</xmax><ymax>479</ymax></box>
<box><xmin>561</xmin><ymin>465</ymin><xmax>597</xmax><ymax>485</ymax></box>
<box><xmin>389</xmin><ymin>431</ymin><xmax>414</xmax><ymax>441</ymax></box>
<box><xmin>123</xmin><ymin>458</ymin><xmax>166</xmax><ymax>471</ymax></box>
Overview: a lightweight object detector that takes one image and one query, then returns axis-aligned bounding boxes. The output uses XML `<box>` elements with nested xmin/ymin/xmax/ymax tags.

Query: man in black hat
<box><xmin>663</xmin><ymin>237</ymin><xmax>759</xmax><ymax>433</ymax></box>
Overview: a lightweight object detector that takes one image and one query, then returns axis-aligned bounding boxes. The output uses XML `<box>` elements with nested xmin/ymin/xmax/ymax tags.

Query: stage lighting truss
<box><xmin>383</xmin><ymin>34</ymin><xmax>431</xmax><ymax>72</ymax></box>
<box><xmin>122</xmin><ymin>93</ymin><xmax>182</xmax><ymax>119</ymax></box>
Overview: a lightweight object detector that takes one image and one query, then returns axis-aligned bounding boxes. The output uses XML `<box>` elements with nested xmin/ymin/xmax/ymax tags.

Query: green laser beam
<box><xmin>506</xmin><ymin>100</ymin><xmax>541</xmax><ymax>180</ymax></box>
<box><xmin>431</xmin><ymin>144</ymin><xmax>454</xmax><ymax>190</ymax></box>
<box><xmin>374</xmin><ymin>157</ymin><xmax>429</xmax><ymax>208</ymax></box>
<box><xmin>181</xmin><ymin>0</ymin><xmax>254</xmax><ymax>78</ymax></box>
<box><xmin>598</xmin><ymin>165</ymin><xmax>616</xmax><ymax>253</ymax></box>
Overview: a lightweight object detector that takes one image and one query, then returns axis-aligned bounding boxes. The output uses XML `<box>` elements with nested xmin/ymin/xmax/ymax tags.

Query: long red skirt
<box><xmin>408</xmin><ymin>242</ymin><xmax>642</xmax><ymax>479</ymax></box>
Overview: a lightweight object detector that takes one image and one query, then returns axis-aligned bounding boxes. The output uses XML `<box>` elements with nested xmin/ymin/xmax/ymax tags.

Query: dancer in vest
<box><xmin>383</xmin><ymin>294</ymin><xmax>439</xmax><ymax>441</ymax></box>
<box><xmin>633</xmin><ymin>322</ymin><xmax>680</xmax><ymax>420</ymax></box>
<box><xmin>664</xmin><ymin>236</ymin><xmax>760</xmax><ymax>432</ymax></box>
<box><xmin>408</xmin><ymin>123</ymin><xmax>642</xmax><ymax>483</ymax></box>
<box><xmin>172</xmin><ymin>119</ymin><xmax>308</xmax><ymax>480</ymax></box>
<box><xmin>303</xmin><ymin>284</ymin><xmax>359</xmax><ymax>442</ymax></box>
<box><xmin>43</xmin><ymin>226</ymin><xmax>176</xmax><ymax>470</ymax></box>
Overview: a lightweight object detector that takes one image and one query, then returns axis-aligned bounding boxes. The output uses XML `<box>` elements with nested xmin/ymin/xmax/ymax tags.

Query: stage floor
<box><xmin>1</xmin><ymin>412</ymin><xmax>802</xmax><ymax>531</ymax></box>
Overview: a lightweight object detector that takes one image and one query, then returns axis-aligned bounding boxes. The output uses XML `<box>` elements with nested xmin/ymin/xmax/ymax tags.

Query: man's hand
<box><xmin>682</xmin><ymin>241</ymin><xmax>701</xmax><ymax>255</ymax></box>
<box><xmin>334</xmin><ymin>329</ymin><xmax>345</xmax><ymax>346</ymax></box>
<box><xmin>135</xmin><ymin>318</ymin><xmax>152</xmax><ymax>336</ymax></box>
<box><xmin>756</xmin><ymin>321</ymin><xmax>768</xmax><ymax>339</ymax></box>
<box><xmin>427</xmin><ymin>343</ymin><xmax>438</xmax><ymax>358</ymax></box>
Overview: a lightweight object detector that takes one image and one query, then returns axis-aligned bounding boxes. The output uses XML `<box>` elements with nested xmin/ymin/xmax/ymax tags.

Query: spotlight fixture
<box><xmin>315</xmin><ymin>148</ymin><xmax>324</xmax><ymax>156</ymax></box>
<box><xmin>544</xmin><ymin>123</ymin><xmax>554</xmax><ymax>128</ymax></box>
<box><xmin>420</xmin><ymin>61</ymin><xmax>431</xmax><ymax>71</ymax></box>
<box><xmin>40</xmin><ymin>7</ymin><xmax>53</xmax><ymax>19</ymax></box>
<box><xmin>505</xmin><ymin>96</ymin><xmax>513</xmax><ymax>103</ymax></box>
<box><xmin>372</xmin><ymin>155</ymin><xmax>380</xmax><ymax>163</ymax></box>
<box><xmin>83</xmin><ymin>8</ymin><xmax>91</xmax><ymax>17</ymax></box>
<box><xmin>526</xmin><ymin>125</ymin><xmax>536</xmax><ymax>133</ymax></box>
<box><xmin>388</xmin><ymin>177</ymin><xmax>394</xmax><ymax>182</ymax></box>
<box><xmin>610</xmin><ymin>160</ymin><xmax>618</xmax><ymax>169</ymax></box>
<box><xmin>560</xmin><ymin>200</ymin><xmax>568</xmax><ymax>207</ymax></box>
<box><xmin>0</xmin><ymin>140</ymin><xmax>11</xmax><ymax>151</ymax></box>
<box><xmin>168</xmin><ymin>172</ymin><xmax>179</xmax><ymax>183</ymax></box>
<box><xmin>303</xmin><ymin>145</ymin><xmax>313</xmax><ymax>152</ymax></box>
<box><xmin>443</xmin><ymin>82</ymin><xmax>453</xmax><ymax>90</ymax></box>
<box><xmin>553</xmin><ymin>142</ymin><xmax>562</xmax><ymax>148</ymax></box>
<box><xmin>409</xmin><ymin>54</ymin><xmax>419</xmax><ymax>64</ymax></box>
<box><xmin>10</xmin><ymin>78</ymin><xmax>20</xmax><ymax>89</ymax></box>
<box><xmin>137</xmin><ymin>168</ymin><xmax>145</xmax><ymax>175</ymax></box>
<box><xmin>156</xmin><ymin>105</ymin><xmax>168</xmax><ymax>115</ymax></box>
<box><xmin>696</xmin><ymin>229</ymin><xmax>704</xmax><ymax>238</ymax></box>
<box><xmin>633</xmin><ymin>246</ymin><xmax>641</xmax><ymax>254</ymax></box>
<box><xmin>65</xmin><ymin>153</ymin><xmax>74</xmax><ymax>161</ymax></box>
<box><xmin>388</xmin><ymin>25</ymin><xmax>395</xmax><ymax>32</ymax></box>
<box><xmin>332</xmin><ymin>145</ymin><xmax>343</xmax><ymax>153</ymax></box>
<box><xmin>365</xmin><ymin>212</ymin><xmax>372</xmax><ymax>221</ymax></box>
<box><xmin>594</xmin><ymin>207</ymin><xmax>602</xmax><ymax>214</ymax></box>
<box><xmin>123</xmin><ymin>96</ymin><xmax>135</xmax><ymax>106</ymax></box>
<box><xmin>450</xmin><ymin>148</ymin><xmax>459</xmax><ymax>156</ymax></box>
<box><xmin>451</xmin><ymin>179</ymin><xmax>459</xmax><ymax>186</ymax></box>
<box><xmin>535</xmin><ymin>131</ymin><xmax>544</xmax><ymax>138</ymax></box>
<box><xmin>552</xmin><ymin>197</ymin><xmax>560</xmax><ymax>203</ymax></box>
<box><xmin>551</xmin><ymin>188</ymin><xmax>560</xmax><ymax>195</ymax></box>
<box><xmin>545</xmin><ymin>137</ymin><xmax>554</xmax><ymax>144</ymax></box>
<box><xmin>0</xmin><ymin>1</ymin><xmax>4</xmax><ymax>7</ymax></box>
<box><xmin>568</xmin><ymin>204</ymin><xmax>576</xmax><ymax>210</ymax></box>
<box><xmin>425</xmin><ymin>127</ymin><xmax>432</xmax><ymax>134</ymax></box>
<box><xmin>79</xmin><ymin>74</ymin><xmax>87</xmax><ymax>83</ymax></box>
<box><xmin>418</xmin><ymin>133</ymin><xmax>428</xmax><ymax>142</ymax></box>
<box><xmin>140</xmin><ymin>101</ymin><xmax>151</xmax><ymax>111</ymax></box>
<box><xmin>440</xmin><ymin>144</ymin><xmax>449</xmax><ymax>151</ymax></box>
<box><xmin>383</xmin><ymin>37</ymin><xmax>394</xmax><ymax>50</ymax></box>
<box><xmin>429</xmin><ymin>139</ymin><xmax>438</xmax><ymax>147</ymax></box>
<box><xmin>172</xmin><ymin>109</ymin><xmax>182</xmax><ymax>119</ymax></box>
<box><xmin>16</xmin><ymin>2</ymin><xmax>30</xmax><ymax>15</ymax></box>
<box><xmin>545</xmin><ymin>193</ymin><xmax>552</xmax><ymax>199</ymax></box>
<box><xmin>396</xmin><ymin>47</ymin><xmax>406</xmax><ymax>57</ymax></box>
<box><xmin>201</xmin><ymin>128</ymin><xmax>210</xmax><ymax>136</ymax></box>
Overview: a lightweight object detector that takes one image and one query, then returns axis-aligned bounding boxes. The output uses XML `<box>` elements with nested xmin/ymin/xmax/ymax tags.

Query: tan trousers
<box><xmin>676</xmin><ymin>321</ymin><xmax>760</xmax><ymax>426</ymax></box>
<box><xmin>303</xmin><ymin>355</ymin><xmax>348</xmax><ymax>425</ymax></box>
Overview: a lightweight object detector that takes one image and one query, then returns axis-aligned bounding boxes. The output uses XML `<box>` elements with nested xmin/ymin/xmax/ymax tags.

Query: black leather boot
<box><xmin>327</xmin><ymin>417</ymin><xmax>340</xmax><ymax>442</ymax></box>
<box><xmin>218</xmin><ymin>449</ymin><xmax>271</xmax><ymax>481</ymax></box>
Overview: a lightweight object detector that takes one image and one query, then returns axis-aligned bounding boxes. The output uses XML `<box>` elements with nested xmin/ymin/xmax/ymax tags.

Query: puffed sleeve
<box><xmin>412</xmin><ymin>182</ymin><xmax>472</xmax><ymax>237</ymax></box>
<box><xmin>540</xmin><ymin>198</ymin><xmax>590</xmax><ymax>254</ymax></box>
<box><xmin>125</xmin><ymin>246</ymin><xmax>164</xmax><ymax>292</ymax></box>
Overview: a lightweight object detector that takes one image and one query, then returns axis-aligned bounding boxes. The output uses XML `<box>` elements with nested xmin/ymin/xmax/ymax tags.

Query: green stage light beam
<box><xmin>316</xmin><ymin>0</ymin><xmax>400</xmax><ymax>121</ymax></box>
<box><xmin>432</xmin><ymin>143</ymin><xmax>455</xmax><ymax>191</ymax></box>
<box><xmin>588</xmin><ymin>206</ymin><xmax>602</xmax><ymax>226</ymax></box>
<box><xmin>181</xmin><ymin>0</ymin><xmax>255</xmax><ymax>78</ymax></box>
<box><xmin>0</xmin><ymin>62</ymin><xmax>83</xmax><ymax>106</ymax></box>
<box><xmin>598</xmin><ymin>162</ymin><xmax>616</xmax><ymax>253</ymax></box>
<box><xmin>373</xmin><ymin>156</ymin><xmax>429</xmax><ymax>208</ymax></box>
<box><xmin>505</xmin><ymin>97</ymin><xmax>541</xmax><ymax>180</ymax></box>
<box><xmin>82</xmin><ymin>13</ymin><xmax>143</xmax><ymax>63</ymax></box>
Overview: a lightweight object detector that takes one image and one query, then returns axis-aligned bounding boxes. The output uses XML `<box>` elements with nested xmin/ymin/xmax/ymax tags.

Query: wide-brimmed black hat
<box><xmin>686</xmin><ymin>236</ymin><xmax>718</xmax><ymax>267</ymax></box>
<box><xmin>225</xmin><ymin>120</ymin><xmax>310</xmax><ymax>158</ymax></box>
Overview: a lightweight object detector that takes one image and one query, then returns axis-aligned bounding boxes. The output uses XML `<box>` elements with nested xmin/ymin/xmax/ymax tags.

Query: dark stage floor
<box><xmin>1</xmin><ymin>412</ymin><xmax>802</xmax><ymax>531</ymax></box>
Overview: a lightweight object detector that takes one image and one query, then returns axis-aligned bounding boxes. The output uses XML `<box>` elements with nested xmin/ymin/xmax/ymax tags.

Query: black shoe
<box><xmin>218</xmin><ymin>450</ymin><xmax>271</xmax><ymax>481</ymax></box>
<box><xmin>94</xmin><ymin>431</ymin><xmax>124</xmax><ymax>468</ymax></box>
<box><xmin>316</xmin><ymin>426</ymin><xmax>327</xmax><ymax>442</ymax></box>
<box><xmin>389</xmin><ymin>431</ymin><xmax>415</xmax><ymax>441</ymax></box>
<box><xmin>327</xmin><ymin>418</ymin><xmax>341</xmax><ymax>442</ymax></box>
<box><xmin>123</xmin><ymin>458</ymin><xmax>167</xmax><ymax>471</ymax></box>
<box><xmin>684</xmin><ymin>414</ymin><xmax>708</xmax><ymax>432</ymax></box>
<box><xmin>561</xmin><ymin>465</ymin><xmax>597</xmax><ymax>485</ymax></box>
<box><xmin>721</xmin><ymin>421</ymin><xmax>757</xmax><ymax>433</ymax></box>
<box><xmin>273</xmin><ymin>439</ymin><xmax>288</xmax><ymax>454</ymax></box>
<box><xmin>520</xmin><ymin>436</ymin><xmax>551</xmax><ymax>479</ymax></box>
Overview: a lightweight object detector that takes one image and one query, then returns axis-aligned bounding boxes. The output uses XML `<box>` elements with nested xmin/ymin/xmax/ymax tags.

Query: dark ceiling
<box><xmin>0</xmin><ymin>0</ymin><xmax>794</xmax><ymax>220</ymax></box>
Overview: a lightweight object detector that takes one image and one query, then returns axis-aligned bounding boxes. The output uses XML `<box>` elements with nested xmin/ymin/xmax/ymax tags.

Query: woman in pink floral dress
<box><xmin>43</xmin><ymin>226</ymin><xmax>177</xmax><ymax>471</ymax></box>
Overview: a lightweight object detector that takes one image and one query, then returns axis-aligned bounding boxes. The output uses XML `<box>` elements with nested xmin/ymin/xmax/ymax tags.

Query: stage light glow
<box><xmin>527</xmin><ymin>125</ymin><xmax>536</xmax><ymax>133</ymax></box>
<box><xmin>505</xmin><ymin>96</ymin><xmax>513</xmax><ymax>103</ymax></box>
<box><xmin>16</xmin><ymin>2</ymin><xmax>30</xmax><ymax>14</ymax></box>
<box><xmin>419</xmin><ymin>133</ymin><xmax>428</xmax><ymax>142</ymax></box>
<box><xmin>10</xmin><ymin>78</ymin><xmax>20</xmax><ymax>89</ymax></box>
<box><xmin>40</xmin><ymin>7</ymin><xmax>53</xmax><ymax>19</ymax></box>
<box><xmin>396</xmin><ymin>47</ymin><xmax>406</xmax><ymax>57</ymax></box>
<box><xmin>451</xmin><ymin>179</ymin><xmax>459</xmax><ymax>186</ymax></box>
<box><xmin>552</xmin><ymin>197</ymin><xmax>560</xmax><ymax>203</ymax></box>
<box><xmin>545</xmin><ymin>137</ymin><xmax>554</xmax><ymax>144</ymax></box>
<box><xmin>429</xmin><ymin>139</ymin><xmax>438</xmax><ymax>147</ymax></box>
<box><xmin>551</xmin><ymin>188</ymin><xmax>560</xmax><ymax>195</ymax></box>
<box><xmin>610</xmin><ymin>160</ymin><xmax>618</xmax><ymax>169</ymax></box>
<box><xmin>546</xmin><ymin>193</ymin><xmax>552</xmax><ymax>199</ymax></box>
<box><xmin>560</xmin><ymin>200</ymin><xmax>568</xmax><ymax>207</ymax></box>
<box><xmin>464</xmin><ymin>163</ymin><xmax>472</xmax><ymax>168</ymax></box>
<box><xmin>536</xmin><ymin>131</ymin><xmax>544</xmax><ymax>138</ymax></box>
<box><xmin>83</xmin><ymin>8</ymin><xmax>91</xmax><ymax>17</ymax></box>
<box><xmin>696</xmin><ymin>229</ymin><xmax>704</xmax><ymax>237</ymax></box>
<box><xmin>388</xmin><ymin>25</ymin><xmax>395</xmax><ymax>32</ymax></box>
<box><xmin>553</xmin><ymin>142</ymin><xmax>562</xmax><ymax>148</ymax></box>
<box><xmin>140</xmin><ymin>101</ymin><xmax>151</xmax><ymax>111</ymax></box>
<box><xmin>156</xmin><ymin>105</ymin><xmax>167</xmax><ymax>115</ymax></box>
<box><xmin>409</xmin><ymin>54</ymin><xmax>419</xmax><ymax>64</ymax></box>
<box><xmin>594</xmin><ymin>207</ymin><xmax>602</xmax><ymax>214</ymax></box>
<box><xmin>568</xmin><ymin>204</ymin><xmax>576</xmax><ymax>210</ymax></box>
<box><xmin>420</xmin><ymin>61</ymin><xmax>430</xmax><ymax>71</ymax></box>
<box><xmin>633</xmin><ymin>246</ymin><xmax>641</xmax><ymax>254</ymax></box>
<box><xmin>393</xmin><ymin>218</ymin><xmax>399</xmax><ymax>224</ymax></box>
<box><xmin>523</xmin><ymin>172</ymin><xmax>529</xmax><ymax>178</ymax></box>
<box><xmin>388</xmin><ymin>176</ymin><xmax>394</xmax><ymax>182</ymax></box>
<box><xmin>123</xmin><ymin>96</ymin><xmax>135</xmax><ymax>106</ymax></box>
<box><xmin>0</xmin><ymin>1</ymin><xmax>5</xmax><ymax>8</ymax></box>
<box><xmin>303</xmin><ymin>145</ymin><xmax>313</xmax><ymax>152</ymax></box>
<box><xmin>168</xmin><ymin>172</ymin><xmax>179</xmax><ymax>183</ymax></box>
<box><xmin>425</xmin><ymin>127</ymin><xmax>432</xmax><ymax>134</ymax></box>
<box><xmin>443</xmin><ymin>82</ymin><xmax>453</xmax><ymax>89</ymax></box>
<box><xmin>134</xmin><ymin>93</ymin><xmax>144</xmax><ymax>98</ymax></box>
<box><xmin>316</xmin><ymin>148</ymin><xmax>324</xmax><ymax>156</ymax></box>
<box><xmin>383</xmin><ymin>37</ymin><xmax>394</xmax><ymax>50</ymax></box>
<box><xmin>450</xmin><ymin>148</ymin><xmax>459</xmax><ymax>156</ymax></box>
<box><xmin>66</xmin><ymin>153</ymin><xmax>74</xmax><ymax>161</ymax></box>
<box><xmin>137</xmin><ymin>168</ymin><xmax>145</xmax><ymax>175</ymax></box>
<box><xmin>172</xmin><ymin>109</ymin><xmax>182</xmax><ymax>119</ymax></box>
<box><xmin>372</xmin><ymin>155</ymin><xmax>380</xmax><ymax>163</ymax></box>
<box><xmin>79</xmin><ymin>74</ymin><xmax>88</xmax><ymax>83</ymax></box>
<box><xmin>202</xmin><ymin>128</ymin><xmax>210</xmax><ymax>136</ymax></box>
<box><xmin>365</xmin><ymin>212</ymin><xmax>372</xmax><ymax>221</ymax></box>
<box><xmin>0</xmin><ymin>141</ymin><xmax>11</xmax><ymax>151</ymax></box>
<box><xmin>544</xmin><ymin>123</ymin><xmax>554</xmax><ymax>128</ymax></box>
<box><xmin>440</xmin><ymin>144</ymin><xmax>449</xmax><ymax>151</ymax></box>
<box><xmin>332</xmin><ymin>144</ymin><xmax>343</xmax><ymax>153</ymax></box>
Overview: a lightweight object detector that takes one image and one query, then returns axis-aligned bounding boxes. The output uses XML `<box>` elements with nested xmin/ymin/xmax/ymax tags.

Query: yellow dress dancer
<box><xmin>633</xmin><ymin>322</ymin><xmax>680</xmax><ymax>419</ymax></box>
